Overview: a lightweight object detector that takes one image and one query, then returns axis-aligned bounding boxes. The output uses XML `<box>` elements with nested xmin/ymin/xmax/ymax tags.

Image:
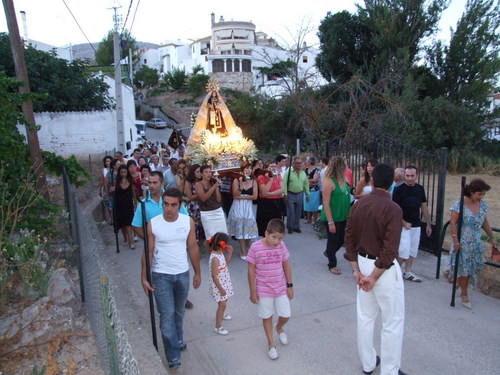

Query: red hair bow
<box><xmin>218</xmin><ymin>241</ymin><xmax>227</xmax><ymax>252</ymax></box>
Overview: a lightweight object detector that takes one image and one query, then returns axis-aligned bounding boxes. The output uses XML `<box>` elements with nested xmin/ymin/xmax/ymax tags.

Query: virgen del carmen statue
<box><xmin>186</xmin><ymin>79</ymin><xmax>258</xmax><ymax>177</ymax></box>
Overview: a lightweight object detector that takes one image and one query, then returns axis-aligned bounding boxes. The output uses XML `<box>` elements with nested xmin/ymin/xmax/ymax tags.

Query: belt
<box><xmin>358</xmin><ymin>252</ymin><xmax>394</xmax><ymax>268</ymax></box>
<box><xmin>359</xmin><ymin>252</ymin><xmax>377</xmax><ymax>260</ymax></box>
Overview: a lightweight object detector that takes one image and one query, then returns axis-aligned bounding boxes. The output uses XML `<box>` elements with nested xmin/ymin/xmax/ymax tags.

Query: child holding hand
<box><xmin>208</xmin><ymin>232</ymin><xmax>234</xmax><ymax>335</ymax></box>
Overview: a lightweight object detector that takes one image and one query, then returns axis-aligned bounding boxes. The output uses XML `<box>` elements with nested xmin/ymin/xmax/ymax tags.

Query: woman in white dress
<box><xmin>227</xmin><ymin>162</ymin><xmax>258</xmax><ymax>260</ymax></box>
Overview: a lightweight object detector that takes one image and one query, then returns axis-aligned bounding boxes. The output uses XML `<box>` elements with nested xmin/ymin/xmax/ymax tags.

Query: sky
<box><xmin>0</xmin><ymin>0</ymin><xmax>468</xmax><ymax>48</ymax></box>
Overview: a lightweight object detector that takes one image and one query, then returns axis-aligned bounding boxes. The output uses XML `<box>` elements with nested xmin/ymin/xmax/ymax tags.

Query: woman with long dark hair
<box><xmin>227</xmin><ymin>162</ymin><xmax>258</xmax><ymax>259</ymax></box>
<box><xmin>184</xmin><ymin>164</ymin><xmax>206</xmax><ymax>250</ymax></box>
<box><xmin>354</xmin><ymin>159</ymin><xmax>378</xmax><ymax>200</ymax></box>
<box><xmin>194</xmin><ymin>165</ymin><xmax>228</xmax><ymax>239</ymax></box>
<box><xmin>114</xmin><ymin>164</ymin><xmax>136</xmax><ymax>249</ymax></box>
<box><xmin>256</xmin><ymin>163</ymin><xmax>284</xmax><ymax>237</ymax></box>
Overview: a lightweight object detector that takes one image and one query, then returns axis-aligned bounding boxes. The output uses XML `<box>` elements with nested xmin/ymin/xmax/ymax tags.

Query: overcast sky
<box><xmin>0</xmin><ymin>0</ymin><xmax>467</xmax><ymax>48</ymax></box>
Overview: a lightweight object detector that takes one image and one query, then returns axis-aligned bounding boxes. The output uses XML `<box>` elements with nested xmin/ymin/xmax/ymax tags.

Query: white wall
<box><xmin>17</xmin><ymin>110</ymin><xmax>139</xmax><ymax>158</ymax></box>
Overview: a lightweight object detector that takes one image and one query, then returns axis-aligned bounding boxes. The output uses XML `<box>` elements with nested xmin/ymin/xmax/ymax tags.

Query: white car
<box><xmin>146</xmin><ymin>118</ymin><xmax>168</xmax><ymax>129</ymax></box>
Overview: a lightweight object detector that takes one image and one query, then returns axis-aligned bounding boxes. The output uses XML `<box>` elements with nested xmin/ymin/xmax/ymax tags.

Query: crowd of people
<box><xmin>98</xmin><ymin>144</ymin><xmax>497</xmax><ymax>374</ymax></box>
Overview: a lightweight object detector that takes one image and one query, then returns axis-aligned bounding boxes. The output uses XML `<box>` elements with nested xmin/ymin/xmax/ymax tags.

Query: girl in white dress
<box><xmin>208</xmin><ymin>232</ymin><xmax>234</xmax><ymax>335</ymax></box>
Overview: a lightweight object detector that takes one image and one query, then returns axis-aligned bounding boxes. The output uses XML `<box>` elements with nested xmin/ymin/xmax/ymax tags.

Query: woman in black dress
<box><xmin>114</xmin><ymin>165</ymin><xmax>136</xmax><ymax>249</ymax></box>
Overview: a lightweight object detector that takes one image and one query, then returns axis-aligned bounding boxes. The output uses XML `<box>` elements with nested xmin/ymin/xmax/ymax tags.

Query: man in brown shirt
<box><xmin>344</xmin><ymin>163</ymin><xmax>409</xmax><ymax>375</ymax></box>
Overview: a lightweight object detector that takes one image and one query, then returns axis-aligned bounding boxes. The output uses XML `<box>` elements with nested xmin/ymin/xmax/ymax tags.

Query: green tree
<box><xmin>95</xmin><ymin>29</ymin><xmax>137</xmax><ymax>66</ymax></box>
<box><xmin>188</xmin><ymin>73</ymin><xmax>210</xmax><ymax>96</ymax></box>
<box><xmin>316</xmin><ymin>11</ymin><xmax>374</xmax><ymax>84</ymax></box>
<box><xmin>164</xmin><ymin>67</ymin><xmax>188</xmax><ymax>90</ymax></box>
<box><xmin>316</xmin><ymin>1</ymin><xmax>448</xmax><ymax>83</ymax></box>
<box><xmin>0</xmin><ymin>33</ymin><xmax>113</xmax><ymax>112</ymax></box>
<box><xmin>134</xmin><ymin>65</ymin><xmax>159</xmax><ymax>88</ymax></box>
<box><xmin>428</xmin><ymin>0</ymin><xmax>499</xmax><ymax>113</ymax></box>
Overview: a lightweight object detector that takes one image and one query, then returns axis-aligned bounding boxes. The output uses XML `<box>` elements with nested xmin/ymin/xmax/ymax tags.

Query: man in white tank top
<box><xmin>141</xmin><ymin>188</ymin><xmax>201</xmax><ymax>370</ymax></box>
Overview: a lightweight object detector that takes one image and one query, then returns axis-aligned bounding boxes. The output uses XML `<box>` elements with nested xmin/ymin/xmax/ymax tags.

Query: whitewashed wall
<box><xmin>17</xmin><ymin>109</ymin><xmax>138</xmax><ymax>158</ymax></box>
<box><xmin>17</xmin><ymin>76</ymin><xmax>138</xmax><ymax>158</ymax></box>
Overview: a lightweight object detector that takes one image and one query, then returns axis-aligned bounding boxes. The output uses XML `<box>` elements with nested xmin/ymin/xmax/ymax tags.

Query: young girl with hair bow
<box><xmin>208</xmin><ymin>232</ymin><xmax>234</xmax><ymax>335</ymax></box>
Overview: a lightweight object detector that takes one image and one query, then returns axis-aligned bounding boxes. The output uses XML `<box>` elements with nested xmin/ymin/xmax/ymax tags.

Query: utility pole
<box><xmin>109</xmin><ymin>4</ymin><xmax>126</xmax><ymax>152</ymax></box>
<box><xmin>2</xmin><ymin>0</ymin><xmax>48</xmax><ymax>198</ymax></box>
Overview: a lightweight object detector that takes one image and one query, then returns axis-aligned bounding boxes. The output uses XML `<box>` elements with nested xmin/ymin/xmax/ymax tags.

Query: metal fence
<box><xmin>325</xmin><ymin>130</ymin><xmax>448</xmax><ymax>254</ymax></box>
<box><xmin>63</xmin><ymin>168</ymin><xmax>140</xmax><ymax>375</ymax></box>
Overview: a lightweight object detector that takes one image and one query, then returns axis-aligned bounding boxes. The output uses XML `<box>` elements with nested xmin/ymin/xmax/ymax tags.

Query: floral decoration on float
<box><xmin>186</xmin><ymin>79</ymin><xmax>257</xmax><ymax>171</ymax></box>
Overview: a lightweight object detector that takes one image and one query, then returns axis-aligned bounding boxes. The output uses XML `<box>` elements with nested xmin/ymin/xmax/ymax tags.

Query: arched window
<box><xmin>226</xmin><ymin>59</ymin><xmax>233</xmax><ymax>72</ymax></box>
<box><xmin>212</xmin><ymin>59</ymin><xmax>224</xmax><ymax>73</ymax></box>
<box><xmin>242</xmin><ymin>60</ymin><xmax>251</xmax><ymax>72</ymax></box>
<box><xmin>234</xmin><ymin>59</ymin><xmax>240</xmax><ymax>72</ymax></box>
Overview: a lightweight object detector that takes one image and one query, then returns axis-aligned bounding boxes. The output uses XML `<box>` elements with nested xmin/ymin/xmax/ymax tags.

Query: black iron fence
<box><xmin>325</xmin><ymin>131</ymin><xmax>448</xmax><ymax>254</ymax></box>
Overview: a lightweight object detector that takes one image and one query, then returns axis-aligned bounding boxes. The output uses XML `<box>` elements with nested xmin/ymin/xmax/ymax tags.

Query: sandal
<box><xmin>329</xmin><ymin>268</ymin><xmax>341</xmax><ymax>275</ymax></box>
<box><xmin>460</xmin><ymin>295</ymin><xmax>471</xmax><ymax>309</ymax></box>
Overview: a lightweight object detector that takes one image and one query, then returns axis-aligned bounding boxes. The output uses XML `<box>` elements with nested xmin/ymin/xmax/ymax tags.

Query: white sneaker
<box><xmin>240</xmin><ymin>255</ymin><xmax>247</xmax><ymax>261</ymax></box>
<box><xmin>133</xmin><ymin>236</ymin><xmax>138</xmax><ymax>242</ymax></box>
<box><xmin>223</xmin><ymin>314</ymin><xmax>232</xmax><ymax>320</ymax></box>
<box><xmin>214</xmin><ymin>326</ymin><xmax>229</xmax><ymax>335</ymax></box>
<box><xmin>268</xmin><ymin>347</ymin><xmax>278</xmax><ymax>360</ymax></box>
<box><xmin>404</xmin><ymin>271</ymin><xmax>422</xmax><ymax>282</ymax></box>
<box><xmin>278</xmin><ymin>331</ymin><xmax>288</xmax><ymax>345</ymax></box>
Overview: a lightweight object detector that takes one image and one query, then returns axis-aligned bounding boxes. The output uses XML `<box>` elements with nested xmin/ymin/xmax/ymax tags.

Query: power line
<box><xmin>120</xmin><ymin>0</ymin><xmax>134</xmax><ymax>35</ymax></box>
<box><xmin>61</xmin><ymin>0</ymin><xmax>97</xmax><ymax>53</ymax></box>
<box><xmin>128</xmin><ymin>0</ymin><xmax>141</xmax><ymax>35</ymax></box>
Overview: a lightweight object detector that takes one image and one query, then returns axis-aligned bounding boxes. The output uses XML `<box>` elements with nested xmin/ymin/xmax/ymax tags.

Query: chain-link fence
<box><xmin>63</xmin><ymin>168</ymin><xmax>140</xmax><ymax>375</ymax></box>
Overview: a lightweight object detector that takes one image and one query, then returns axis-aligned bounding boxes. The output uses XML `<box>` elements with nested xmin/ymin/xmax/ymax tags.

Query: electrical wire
<box><xmin>61</xmin><ymin>0</ymin><xmax>97</xmax><ymax>54</ymax></box>
<box><xmin>128</xmin><ymin>0</ymin><xmax>141</xmax><ymax>35</ymax></box>
<box><xmin>120</xmin><ymin>0</ymin><xmax>134</xmax><ymax>36</ymax></box>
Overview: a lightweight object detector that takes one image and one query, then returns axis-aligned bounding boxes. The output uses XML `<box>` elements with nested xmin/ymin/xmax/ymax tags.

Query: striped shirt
<box><xmin>247</xmin><ymin>239</ymin><xmax>290</xmax><ymax>298</ymax></box>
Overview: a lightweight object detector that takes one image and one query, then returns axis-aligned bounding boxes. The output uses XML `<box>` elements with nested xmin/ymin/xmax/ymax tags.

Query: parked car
<box><xmin>146</xmin><ymin>118</ymin><xmax>168</xmax><ymax>129</ymax></box>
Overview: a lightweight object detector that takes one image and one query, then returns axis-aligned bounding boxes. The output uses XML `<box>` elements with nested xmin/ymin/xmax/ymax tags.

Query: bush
<box><xmin>448</xmin><ymin>149</ymin><xmax>500</xmax><ymax>175</ymax></box>
<box><xmin>188</xmin><ymin>74</ymin><xmax>210</xmax><ymax>96</ymax></box>
<box><xmin>0</xmin><ymin>229</ymin><xmax>49</xmax><ymax>313</ymax></box>
<box><xmin>163</xmin><ymin>67</ymin><xmax>188</xmax><ymax>90</ymax></box>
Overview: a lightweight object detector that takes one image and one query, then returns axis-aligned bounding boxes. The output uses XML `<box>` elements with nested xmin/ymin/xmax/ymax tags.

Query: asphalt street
<box><xmin>94</xmin><ymin>208</ymin><xmax>500</xmax><ymax>375</ymax></box>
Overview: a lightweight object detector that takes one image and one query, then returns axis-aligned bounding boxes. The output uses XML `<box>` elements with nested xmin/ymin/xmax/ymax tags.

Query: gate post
<box><xmin>435</xmin><ymin>147</ymin><xmax>448</xmax><ymax>279</ymax></box>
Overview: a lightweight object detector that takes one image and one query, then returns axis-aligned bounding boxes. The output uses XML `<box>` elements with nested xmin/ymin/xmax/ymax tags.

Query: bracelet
<box><xmin>328</xmin><ymin>222</ymin><xmax>334</xmax><ymax>225</ymax></box>
<box><xmin>451</xmin><ymin>234</ymin><xmax>457</xmax><ymax>237</ymax></box>
<box><xmin>286</xmin><ymin>283</ymin><xmax>293</xmax><ymax>288</ymax></box>
<box><xmin>352</xmin><ymin>269</ymin><xmax>360</xmax><ymax>273</ymax></box>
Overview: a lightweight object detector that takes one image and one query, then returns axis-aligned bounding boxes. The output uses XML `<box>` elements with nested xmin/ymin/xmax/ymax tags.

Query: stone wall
<box><xmin>212</xmin><ymin>72</ymin><xmax>254</xmax><ymax>92</ymax></box>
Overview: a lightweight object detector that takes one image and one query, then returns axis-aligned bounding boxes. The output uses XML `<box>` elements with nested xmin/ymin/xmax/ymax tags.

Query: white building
<box><xmin>137</xmin><ymin>13</ymin><xmax>326</xmax><ymax>94</ymax></box>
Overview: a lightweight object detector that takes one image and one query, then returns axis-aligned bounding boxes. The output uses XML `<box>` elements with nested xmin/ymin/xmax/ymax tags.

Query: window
<box><xmin>212</xmin><ymin>59</ymin><xmax>224</xmax><ymax>73</ymax></box>
<box><xmin>226</xmin><ymin>59</ymin><xmax>233</xmax><ymax>72</ymax></box>
<box><xmin>242</xmin><ymin>60</ymin><xmax>251</xmax><ymax>72</ymax></box>
<box><xmin>143</xmin><ymin>59</ymin><xmax>147</xmax><ymax>64</ymax></box>
<box><xmin>302</xmin><ymin>56</ymin><xmax>308</xmax><ymax>63</ymax></box>
<box><xmin>234</xmin><ymin>60</ymin><xmax>240</xmax><ymax>72</ymax></box>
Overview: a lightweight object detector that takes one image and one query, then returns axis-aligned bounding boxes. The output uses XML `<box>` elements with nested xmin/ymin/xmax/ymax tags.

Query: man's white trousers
<box><xmin>357</xmin><ymin>256</ymin><xmax>405</xmax><ymax>375</ymax></box>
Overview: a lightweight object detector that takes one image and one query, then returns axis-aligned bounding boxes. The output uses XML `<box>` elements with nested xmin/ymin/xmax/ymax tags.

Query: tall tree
<box><xmin>316</xmin><ymin>11</ymin><xmax>374</xmax><ymax>84</ymax></box>
<box><xmin>316</xmin><ymin>0</ymin><xmax>448</xmax><ymax>83</ymax></box>
<box><xmin>0</xmin><ymin>33</ymin><xmax>112</xmax><ymax>112</ymax></box>
<box><xmin>428</xmin><ymin>0</ymin><xmax>500</xmax><ymax>113</ymax></box>
<box><xmin>95</xmin><ymin>29</ymin><xmax>137</xmax><ymax>66</ymax></box>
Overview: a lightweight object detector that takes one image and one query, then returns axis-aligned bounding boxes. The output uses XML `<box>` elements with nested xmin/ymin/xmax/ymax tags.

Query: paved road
<box><xmin>97</xmin><ymin>213</ymin><xmax>500</xmax><ymax>375</ymax></box>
